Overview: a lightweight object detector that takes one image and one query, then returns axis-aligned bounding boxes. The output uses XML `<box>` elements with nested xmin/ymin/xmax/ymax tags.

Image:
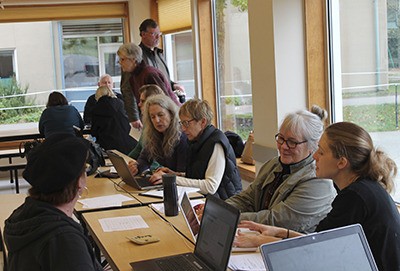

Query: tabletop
<box><xmin>82</xmin><ymin>206</ymin><xmax>194</xmax><ymax>271</ymax></box>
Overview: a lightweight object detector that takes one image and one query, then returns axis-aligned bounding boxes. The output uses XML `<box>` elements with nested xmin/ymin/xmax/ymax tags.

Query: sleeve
<box><xmin>83</xmin><ymin>95</ymin><xmax>96</xmax><ymax>124</ymax></box>
<box><xmin>128</xmin><ymin>135</ymin><xmax>143</xmax><ymax>159</ymax></box>
<box><xmin>316</xmin><ymin>189</ymin><xmax>367</xmax><ymax>232</ymax></box>
<box><xmin>39</xmin><ymin>232</ymin><xmax>97</xmax><ymax>271</ymax></box>
<box><xmin>225</xmin><ymin>174</ymin><xmax>261</xmax><ymax>212</ymax></box>
<box><xmin>136</xmin><ymin>148</ymin><xmax>152</xmax><ymax>174</ymax></box>
<box><xmin>176</xmin><ymin>143</ymin><xmax>225</xmax><ymax>194</ymax></box>
<box><xmin>144</xmin><ymin>72</ymin><xmax>180</xmax><ymax>106</ymax></box>
<box><xmin>239</xmin><ymin>178</ymin><xmax>336</xmax><ymax>233</ymax></box>
<box><xmin>120</xmin><ymin>71</ymin><xmax>140</xmax><ymax>122</ymax></box>
<box><xmin>38</xmin><ymin>110</ymin><xmax>46</xmax><ymax>135</ymax></box>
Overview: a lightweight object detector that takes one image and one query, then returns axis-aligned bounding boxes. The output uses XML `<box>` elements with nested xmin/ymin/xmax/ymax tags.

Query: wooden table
<box><xmin>74</xmin><ymin>175</ymin><xmax>140</xmax><ymax>214</ymax></box>
<box><xmin>236</xmin><ymin>158</ymin><xmax>256</xmax><ymax>183</ymax></box>
<box><xmin>82</xmin><ymin>206</ymin><xmax>194</xmax><ymax>271</ymax></box>
<box><xmin>0</xmin><ymin>193</ymin><xmax>28</xmax><ymax>270</ymax></box>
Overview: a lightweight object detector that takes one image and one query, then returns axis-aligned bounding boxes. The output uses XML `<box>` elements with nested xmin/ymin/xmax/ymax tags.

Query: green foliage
<box><xmin>343</xmin><ymin>104</ymin><xmax>399</xmax><ymax>132</ymax></box>
<box><xmin>0</xmin><ymin>78</ymin><xmax>42</xmax><ymax>124</ymax></box>
<box><xmin>231</xmin><ymin>0</ymin><xmax>248</xmax><ymax>12</ymax></box>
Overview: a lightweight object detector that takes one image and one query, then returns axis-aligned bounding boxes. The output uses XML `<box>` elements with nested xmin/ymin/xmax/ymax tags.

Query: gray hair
<box><xmin>117</xmin><ymin>43</ymin><xmax>143</xmax><ymax>63</ymax></box>
<box><xmin>279</xmin><ymin>105</ymin><xmax>328</xmax><ymax>152</ymax></box>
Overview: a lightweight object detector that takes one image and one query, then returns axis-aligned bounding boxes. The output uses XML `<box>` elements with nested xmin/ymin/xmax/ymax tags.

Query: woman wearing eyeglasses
<box><xmin>234</xmin><ymin>122</ymin><xmax>400</xmax><ymax>271</ymax></box>
<box><xmin>223</xmin><ymin>106</ymin><xmax>337</xmax><ymax>233</ymax></box>
<box><xmin>154</xmin><ymin>99</ymin><xmax>242</xmax><ymax>199</ymax></box>
<box><xmin>128</xmin><ymin>94</ymin><xmax>188</xmax><ymax>180</ymax></box>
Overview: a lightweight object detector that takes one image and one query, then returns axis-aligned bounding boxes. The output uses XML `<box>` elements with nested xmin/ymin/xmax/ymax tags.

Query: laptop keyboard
<box><xmin>155</xmin><ymin>254</ymin><xmax>202</xmax><ymax>271</ymax></box>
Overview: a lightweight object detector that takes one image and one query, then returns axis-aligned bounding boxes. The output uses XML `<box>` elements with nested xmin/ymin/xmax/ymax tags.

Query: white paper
<box><xmin>78</xmin><ymin>194</ymin><xmax>133</xmax><ymax>209</ymax></box>
<box><xmin>140</xmin><ymin>186</ymin><xmax>200</xmax><ymax>199</ymax></box>
<box><xmin>151</xmin><ymin>198</ymin><xmax>204</xmax><ymax>214</ymax></box>
<box><xmin>228</xmin><ymin>253</ymin><xmax>266</xmax><ymax>271</ymax></box>
<box><xmin>99</xmin><ymin>215</ymin><xmax>149</xmax><ymax>232</ymax></box>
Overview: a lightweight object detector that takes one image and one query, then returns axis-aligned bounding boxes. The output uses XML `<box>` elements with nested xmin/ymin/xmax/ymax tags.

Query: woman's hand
<box><xmin>238</xmin><ymin>220</ymin><xmax>283</xmax><ymax>237</ymax></box>
<box><xmin>128</xmin><ymin>160</ymin><xmax>139</xmax><ymax>176</ymax></box>
<box><xmin>233</xmin><ymin>231</ymin><xmax>281</xmax><ymax>248</ymax></box>
<box><xmin>149</xmin><ymin>170</ymin><xmax>164</xmax><ymax>184</ymax></box>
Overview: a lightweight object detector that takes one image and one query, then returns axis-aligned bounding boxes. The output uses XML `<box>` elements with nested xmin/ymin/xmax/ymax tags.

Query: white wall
<box><xmin>248</xmin><ymin>0</ymin><xmax>308</xmax><ymax>167</ymax></box>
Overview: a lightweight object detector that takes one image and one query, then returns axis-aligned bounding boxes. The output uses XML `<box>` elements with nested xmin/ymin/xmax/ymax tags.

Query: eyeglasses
<box><xmin>146</xmin><ymin>31</ymin><xmax>162</xmax><ymax>37</ymax></box>
<box><xmin>179</xmin><ymin>119</ymin><xmax>195</xmax><ymax>128</ymax></box>
<box><xmin>275</xmin><ymin>133</ymin><xmax>307</xmax><ymax>149</ymax></box>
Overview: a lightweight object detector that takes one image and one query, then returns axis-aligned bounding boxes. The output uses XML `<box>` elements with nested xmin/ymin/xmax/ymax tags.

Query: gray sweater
<box><xmin>226</xmin><ymin>155</ymin><xmax>336</xmax><ymax>233</ymax></box>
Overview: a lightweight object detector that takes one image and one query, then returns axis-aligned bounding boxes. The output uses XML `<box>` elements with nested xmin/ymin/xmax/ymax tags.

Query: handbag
<box><xmin>19</xmin><ymin>139</ymin><xmax>44</xmax><ymax>158</ymax></box>
<box><xmin>241</xmin><ymin>131</ymin><xmax>255</xmax><ymax>165</ymax></box>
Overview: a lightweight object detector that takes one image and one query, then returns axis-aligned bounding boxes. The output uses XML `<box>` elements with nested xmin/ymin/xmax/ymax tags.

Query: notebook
<box><xmin>130</xmin><ymin>195</ymin><xmax>240</xmax><ymax>271</ymax></box>
<box><xmin>180</xmin><ymin>192</ymin><xmax>201</xmax><ymax>240</ymax></box>
<box><xmin>260</xmin><ymin>224</ymin><xmax>378</xmax><ymax>271</ymax></box>
<box><xmin>106</xmin><ymin>150</ymin><xmax>161</xmax><ymax>190</ymax></box>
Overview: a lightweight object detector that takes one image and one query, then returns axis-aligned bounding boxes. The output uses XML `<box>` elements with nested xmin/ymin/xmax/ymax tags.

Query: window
<box><xmin>213</xmin><ymin>0</ymin><xmax>253</xmax><ymax>139</ymax></box>
<box><xmin>0</xmin><ymin>50</ymin><xmax>15</xmax><ymax>81</ymax></box>
<box><xmin>328</xmin><ymin>0</ymin><xmax>400</xmax><ymax>201</ymax></box>
<box><xmin>164</xmin><ymin>30</ymin><xmax>195</xmax><ymax>99</ymax></box>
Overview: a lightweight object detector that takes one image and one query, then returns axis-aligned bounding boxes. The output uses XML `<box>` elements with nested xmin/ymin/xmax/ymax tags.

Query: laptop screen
<box><xmin>194</xmin><ymin>195</ymin><xmax>240</xmax><ymax>270</ymax></box>
<box><xmin>260</xmin><ymin>224</ymin><xmax>378</xmax><ymax>271</ymax></box>
<box><xmin>180</xmin><ymin>192</ymin><xmax>200</xmax><ymax>239</ymax></box>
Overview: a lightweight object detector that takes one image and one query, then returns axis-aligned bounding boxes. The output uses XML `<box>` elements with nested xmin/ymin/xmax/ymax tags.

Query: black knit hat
<box><xmin>23</xmin><ymin>133</ymin><xmax>89</xmax><ymax>194</ymax></box>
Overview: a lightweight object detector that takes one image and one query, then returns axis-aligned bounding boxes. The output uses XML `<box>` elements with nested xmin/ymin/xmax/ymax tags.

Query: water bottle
<box><xmin>162</xmin><ymin>174</ymin><xmax>179</xmax><ymax>216</ymax></box>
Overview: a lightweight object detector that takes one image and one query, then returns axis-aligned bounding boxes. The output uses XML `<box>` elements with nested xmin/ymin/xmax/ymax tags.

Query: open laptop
<box><xmin>260</xmin><ymin>224</ymin><xmax>378</xmax><ymax>271</ymax></box>
<box><xmin>130</xmin><ymin>195</ymin><xmax>240</xmax><ymax>271</ymax></box>
<box><xmin>106</xmin><ymin>150</ymin><xmax>161</xmax><ymax>190</ymax></box>
<box><xmin>180</xmin><ymin>192</ymin><xmax>201</xmax><ymax>240</ymax></box>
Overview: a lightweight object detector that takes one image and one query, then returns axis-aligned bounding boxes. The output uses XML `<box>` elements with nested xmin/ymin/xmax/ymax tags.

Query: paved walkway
<box><xmin>343</xmin><ymin>95</ymin><xmax>399</xmax><ymax>106</ymax></box>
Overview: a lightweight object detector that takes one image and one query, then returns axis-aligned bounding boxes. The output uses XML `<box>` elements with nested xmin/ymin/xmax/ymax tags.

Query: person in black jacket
<box><xmin>4</xmin><ymin>133</ymin><xmax>102</xmax><ymax>271</ymax></box>
<box><xmin>91</xmin><ymin>86</ymin><xmax>137</xmax><ymax>154</ymax></box>
<box><xmin>155</xmin><ymin>98</ymin><xmax>242</xmax><ymax>199</ymax></box>
<box><xmin>83</xmin><ymin>74</ymin><xmax>123</xmax><ymax>125</ymax></box>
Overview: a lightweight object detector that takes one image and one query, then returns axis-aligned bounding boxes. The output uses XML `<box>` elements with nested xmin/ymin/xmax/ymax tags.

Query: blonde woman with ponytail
<box><xmin>235</xmin><ymin>122</ymin><xmax>400</xmax><ymax>271</ymax></box>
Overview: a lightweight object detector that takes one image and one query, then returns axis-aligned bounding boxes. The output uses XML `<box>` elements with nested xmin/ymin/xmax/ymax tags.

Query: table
<box><xmin>82</xmin><ymin>206</ymin><xmax>195</xmax><ymax>271</ymax></box>
<box><xmin>110</xmin><ymin>177</ymin><xmax>204</xmax><ymax>205</ymax></box>
<box><xmin>0</xmin><ymin>193</ymin><xmax>28</xmax><ymax>270</ymax></box>
<box><xmin>236</xmin><ymin>158</ymin><xmax>256</xmax><ymax>183</ymax></box>
<box><xmin>74</xmin><ymin>175</ymin><xmax>140</xmax><ymax>214</ymax></box>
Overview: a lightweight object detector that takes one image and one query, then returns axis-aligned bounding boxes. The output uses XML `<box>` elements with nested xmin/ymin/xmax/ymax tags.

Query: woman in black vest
<box><xmin>155</xmin><ymin>99</ymin><xmax>242</xmax><ymax>199</ymax></box>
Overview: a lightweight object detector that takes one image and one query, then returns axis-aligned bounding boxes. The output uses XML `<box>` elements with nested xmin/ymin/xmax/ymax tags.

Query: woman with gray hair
<box><xmin>155</xmin><ymin>98</ymin><xmax>242</xmax><ymax>199</ymax></box>
<box><xmin>128</xmin><ymin>94</ymin><xmax>188</xmax><ymax>180</ymax></box>
<box><xmin>117</xmin><ymin>43</ymin><xmax>180</xmax><ymax>130</ymax></box>
<box><xmin>222</xmin><ymin>105</ymin><xmax>337</xmax><ymax>233</ymax></box>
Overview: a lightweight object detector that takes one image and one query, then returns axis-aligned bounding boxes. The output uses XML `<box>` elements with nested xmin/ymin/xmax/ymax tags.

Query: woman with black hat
<box><xmin>4</xmin><ymin>133</ymin><xmax>102</xmax><ymax>271</ymax></box>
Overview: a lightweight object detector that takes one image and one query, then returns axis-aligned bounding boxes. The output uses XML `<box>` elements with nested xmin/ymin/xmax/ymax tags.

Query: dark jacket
<box><xmin>83</xmin><ymin>91</ymin><xmax>123</xmax><ymax>124</ymax></box>
<box><xmin>38</xmin><ymin>105</ymin><xmax>84</xmax><ymax>138</ymax></box>
<box><xmin>4</xmin><ymin>197</ymin><xmax>102</xmax><ymax>271</ymax></box>
<box><xmin>137</xmin><ymin>132</ymin><xmax>189</xmax><ymax>174</ymax></box>
<box><xmin>91</xmin><ymin>96</ymin><xmax>137</xmax><ymax>154</ymax></box>
<box><xmin>186</xmin><ymin>125</ymin><xmax>242</xmax><ymax>199</ymax></box>
<box><xmin>316</xmin><ymin>178</ymin><xmax>400</xmax><ymax>271</ymax></box>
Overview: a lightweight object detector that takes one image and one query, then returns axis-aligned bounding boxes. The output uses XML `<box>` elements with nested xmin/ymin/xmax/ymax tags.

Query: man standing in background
<box><xmin>120</xmin><ymin>19</ymin><xmax>185</xmax><ymax>129</ymax></box>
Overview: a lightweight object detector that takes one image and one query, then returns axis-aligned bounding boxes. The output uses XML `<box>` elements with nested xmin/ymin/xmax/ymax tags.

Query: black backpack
<box><xmin>224</xmin><ymin>131</ymin><xmax>245</xmax><ymax>158</ymax></box>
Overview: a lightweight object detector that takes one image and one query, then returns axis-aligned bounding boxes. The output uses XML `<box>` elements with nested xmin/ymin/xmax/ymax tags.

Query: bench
<box><xmin>0</xmin><ymin>149</ymin><xmax>27</xmax><ymax>194</ymax></box>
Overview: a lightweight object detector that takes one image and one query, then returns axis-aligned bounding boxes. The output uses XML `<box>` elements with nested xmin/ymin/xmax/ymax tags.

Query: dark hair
<box><xmin>28</xmin><ymin>164</ymin><xmax>86</xmax><ymax>205</ymax></box>
<box><xmin>139</xmin><ymin>18</ymin><xmax>158</xmax><ymax>33</ymax></box>
<box><xmin>47</xmin><ymin>91</ymin><xmax>68</xmax><ymax>107</ymax></box>
<box><xmin>325</xmin><ymin>122</ymin><xmax>397</xmax><ymax>192</ymax></box>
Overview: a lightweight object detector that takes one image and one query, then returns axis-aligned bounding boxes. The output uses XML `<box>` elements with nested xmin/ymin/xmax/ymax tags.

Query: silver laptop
<box><xmin>180</xmin><ymin>192</ymin><xmax>201</xmax><ymax>240</ymax></box>
<box><xmin>260</xmin><ymin>224</ymin><xmax>378</xmax><ymax>271</ymax></box>
<box><xmin>106</xmin><ymin>150</ymin><xmax>161</xmax><ymax>190</ymax></box>
<box><xmin>130</xmin><ymin>195</ymin><xmax>240</xmax><ymax>271</ymax></box>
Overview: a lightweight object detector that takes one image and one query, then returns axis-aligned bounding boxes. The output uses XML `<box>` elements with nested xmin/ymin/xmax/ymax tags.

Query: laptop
<box><xmin>179</xmin><ymin>192</ymin><xmax>201</xmax><ymax>240</ymax></box>
<box><xmin>106</xmin><ymin>150</ymin><xmax>161</xmax><ymax>190</ymax></box>
<box><xmin>260</xmin><ymin>224</ymin><xmax>378</xmax><ymax>271</ymax></box>
<box><xmin>130</xmin><ymin>195</ymin><xmax>240</xmax><ymax>271</ymax></box>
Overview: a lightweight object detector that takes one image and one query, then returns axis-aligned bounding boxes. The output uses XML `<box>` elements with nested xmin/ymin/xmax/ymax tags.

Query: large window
<box><xmin>213</xmin><ymin>0</ymin><xmax>253</xmax><ymax>139</ymax></box>
<box><xmin>0</xmin><ymin>19</ymin><xmax>123</xmax><ymax>124</ymax></box>
<box><xmin>328</xmin><ymin>0</ymin><xmax>400</xmax><ymax>201</ymax></box>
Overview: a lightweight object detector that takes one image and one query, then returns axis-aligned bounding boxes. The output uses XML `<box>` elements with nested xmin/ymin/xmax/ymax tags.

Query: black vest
<box><xmin>186</xmin><ymin>125</ymin><xmax>242</xmax><ymax>199</ymax></box>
